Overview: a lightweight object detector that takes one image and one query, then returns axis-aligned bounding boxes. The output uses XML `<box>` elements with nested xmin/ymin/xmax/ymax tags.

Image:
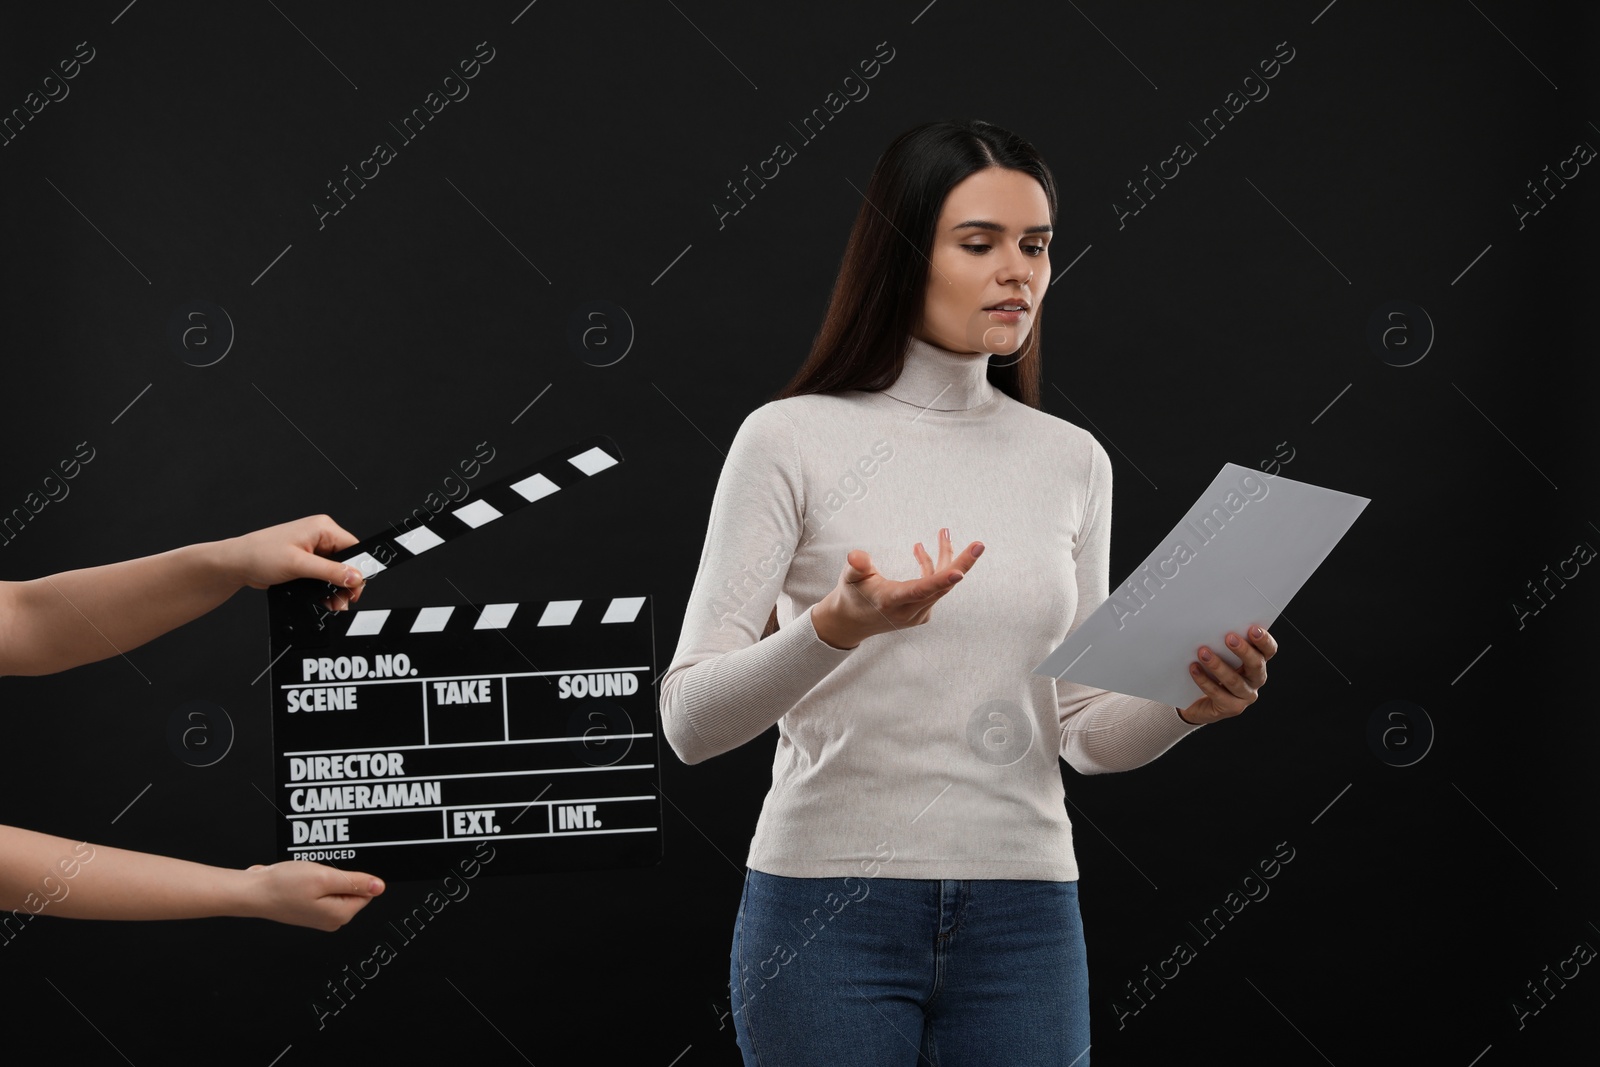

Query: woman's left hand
<box><xmin>1178</xmin><ymin>624</ymin><xmax>1279</xmax><ymax>725</ymax></box>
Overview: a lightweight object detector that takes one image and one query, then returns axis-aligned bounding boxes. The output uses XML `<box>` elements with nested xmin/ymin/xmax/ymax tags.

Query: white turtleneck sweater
<box><xmin>659</xmin><ymin>335</ymin><xmax>1205</xmax><ymax>880</ymax></box>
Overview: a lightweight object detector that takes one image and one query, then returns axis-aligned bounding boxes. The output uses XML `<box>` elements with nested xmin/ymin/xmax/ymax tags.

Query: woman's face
<box><xmin>918</xmin><ymin>166</ymin><xmax>1052</xmax><ymax>359</ymax></box>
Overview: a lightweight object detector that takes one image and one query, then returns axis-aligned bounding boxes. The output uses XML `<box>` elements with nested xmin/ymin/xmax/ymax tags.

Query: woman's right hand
<box><xmin>813</xmin><ymin>528</ymin><xmax>984</xmax><ymax>649</ymax></box>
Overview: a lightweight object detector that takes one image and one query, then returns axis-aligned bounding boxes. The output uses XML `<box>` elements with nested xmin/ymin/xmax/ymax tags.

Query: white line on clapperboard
<box><xmin>279</xmin><ymin>665</ymin><xmax>652</xmax><ymax>689</ymax></box>
<box><xmin>288</xmin><ymin>825</ymin><xmax>656</xmax><ymax>851</ymax></box>
<box><xmin>282</xmin><ymin>764</ymin><xmax>657</xmax><ymax>788</ymax></box>
<box><xmin>284</xmin><ymin>732</ymin><xmax>655</xmax><ymax>757</ymax></box>
<box><xmin>284</xmin><ymin>794</ymin><xmax>657</xmax><ymax>821</ymax></box>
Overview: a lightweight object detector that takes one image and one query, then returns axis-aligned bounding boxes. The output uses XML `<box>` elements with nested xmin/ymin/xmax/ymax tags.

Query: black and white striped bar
<box><xmin>337</xmin><ymin>595</ymin><xmax>647</xmax><ymax>638</ymax></box>
<box><xmin>268</xmin><ymin>434</ymin><xmax>625</xmax><ymax>641</ymax></box>
<box><xmin>335</xmin><ymin>434</ymin><xmax>622</xmax><ymax>584</ymax></box>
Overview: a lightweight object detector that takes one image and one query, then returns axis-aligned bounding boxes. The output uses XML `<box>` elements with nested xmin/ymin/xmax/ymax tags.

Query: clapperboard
<box><xmin>266</xmin><ymin>434</ymin><xmax>661</xmax><ymax>881</ymax></box>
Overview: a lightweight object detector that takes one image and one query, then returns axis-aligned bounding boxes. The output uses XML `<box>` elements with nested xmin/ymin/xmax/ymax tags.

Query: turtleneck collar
<box><xmin>878</xmin><ymin>334</ymin><xmax>998</xmax><ymax>412</ymax></box>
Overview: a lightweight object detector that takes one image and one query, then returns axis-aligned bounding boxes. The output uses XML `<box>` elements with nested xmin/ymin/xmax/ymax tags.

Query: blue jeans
<box><xmin>729</xmin><ymin>868</ymin><xmax>1092</xmax><ymax>1066</ymax></box>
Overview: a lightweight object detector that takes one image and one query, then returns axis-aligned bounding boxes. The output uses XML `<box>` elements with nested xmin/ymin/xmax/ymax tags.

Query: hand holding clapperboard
<box><xmin>267</xmin><ymin>434</ymin><xmax>662</xmax><ymax>883</ymax></box>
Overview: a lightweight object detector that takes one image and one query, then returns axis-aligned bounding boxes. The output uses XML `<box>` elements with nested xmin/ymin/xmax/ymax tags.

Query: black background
<box><xmin>1</xmin><ymin>2</ymin><xmax>1595</xmax><ymax>1064</ymax></box>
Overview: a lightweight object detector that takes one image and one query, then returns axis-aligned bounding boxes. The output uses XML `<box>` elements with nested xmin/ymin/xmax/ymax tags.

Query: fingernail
<box><xmin>972</xmin><ymin>543</ymin><xmax>984</xmax><ymax>558</ymax></box>
<box><xmin>1200</xmin><ymin>647</ymin><xmax>1212</xmax><ymax>660</ymax></box>
<box><xmin>1226</xmin><ymin>634</ymin><xmax>1240</xmax><ymax>647</ymax></box>
<box><xmin>370</xmin><ymin>878</ymin><xmax>383</xmax><ymax>893</ymax></box>
<box><xmin>344</xmin><ymin>567</ymin><xmax>361</xmax><ymax>585</ymax></box>
<box><xmin>1251</xmin><ymin>625</ymin><xmax>1264</xmax><ymax>638</ymax></box>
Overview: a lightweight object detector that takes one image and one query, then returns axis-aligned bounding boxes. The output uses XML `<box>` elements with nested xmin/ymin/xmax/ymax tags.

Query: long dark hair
<box><xmin>761</xmin><ymin>119</ymin><xmax>1058</xmax><ymax>639</ymax></box>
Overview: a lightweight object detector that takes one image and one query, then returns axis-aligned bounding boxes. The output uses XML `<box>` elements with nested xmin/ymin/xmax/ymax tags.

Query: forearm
<box><xmin>0</xmin><ymin>540</ymin><xmax>240</xmax><ymax>676</ymax></box>
<box><xmin>0</xmin><ymin>823</ymin><xmax>251</xmax><ymax>922</ymax></box>
<box><xmin>1060</xmin><ymin>691</ymin><xmax>1204</xmax><ymax>775</ymax></box>
<box><xmin>661</xmin><ymin>604</ymin><xmax>856</xmax><ymax>764</ymax></box>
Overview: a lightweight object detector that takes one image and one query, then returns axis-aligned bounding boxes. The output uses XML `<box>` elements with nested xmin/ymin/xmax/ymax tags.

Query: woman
<box><xmin>660</xmin><ymin>119</ymin><xmax>1278</xmax><ymax>1066</ymax></box>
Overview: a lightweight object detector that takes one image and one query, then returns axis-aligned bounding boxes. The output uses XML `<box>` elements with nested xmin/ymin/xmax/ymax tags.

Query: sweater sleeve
<box><xmin>1057</xmin><ymin>437</ymin><xmax>1205</xmax><ymax>775</ymax></box>
<box><xmin>660</xmin><ymin>402</ymin><xmax>856</xmax><ymax>765</ymax></box>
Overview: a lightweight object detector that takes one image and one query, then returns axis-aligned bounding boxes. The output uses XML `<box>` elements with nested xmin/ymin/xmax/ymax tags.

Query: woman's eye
<box><xmin>962</xmin><ymin>244</ymin><xmax>1049</xmax><ymax>256</ymax></box>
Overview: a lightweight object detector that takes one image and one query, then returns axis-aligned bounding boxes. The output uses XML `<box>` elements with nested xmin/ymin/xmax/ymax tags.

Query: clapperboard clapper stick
<box><xmin>266</xmin><ymin>434</ymin><xmax>663</xmax><ymax>882</ymax></box>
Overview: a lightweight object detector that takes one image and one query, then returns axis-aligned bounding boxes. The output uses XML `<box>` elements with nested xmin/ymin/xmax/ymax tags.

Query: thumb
<box><xmin>316</xmin><ymin>558</ymin><xmax>365</xmax><ymax>589</ymax></box>
<box><xmin>325</xmin><ymin>868</ymin><xmax>385</xmax><ymax>898</ymax></box>
<box><xmin>842</xmin><ymin>549</ymin><xmax>873</xmax><ymax>582</ymax></box>
<box><xmin>321</xmin><ymin>517</ymin><xmax>362</xmax><ymax>554</ymax></box>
